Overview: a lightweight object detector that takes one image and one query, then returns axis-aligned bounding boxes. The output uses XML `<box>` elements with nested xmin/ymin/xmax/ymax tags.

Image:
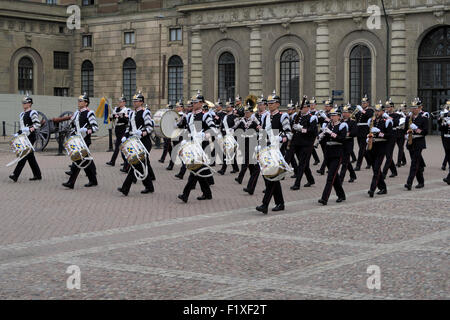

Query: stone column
<box><xmin>315</xmin><ymin>21</ymin><xmax>330</xmax><ymax>102</ymax></box>
<box><xmin>390</xmin><ymin>15</ymin><xmax>406</xmax><ymax>104</ymax></box>
<box><xmin>249</xmin><ymin>25</ymin><xmax>262</xmax><ymax>96</ymax></box>
<box><xmin>190</xmin><ymin>27</ymin><xmax>203</xmax><ymax>97</ymax></box>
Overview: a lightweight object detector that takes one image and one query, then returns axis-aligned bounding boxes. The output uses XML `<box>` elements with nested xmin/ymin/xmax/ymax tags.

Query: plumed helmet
<box><xmin>78</xmin><ymin>92</ymin><xmax>90</xmax><ymax>105</ymax></box>
<box><xmin>132</xmin><ymin>91</ymin><xmax>144</xmax><ymax>103</ymax></box>
<box><xmin>22</xmin><ymin>93</ymin><xmax>33</xmax><ymax>104</ymax></box>
<box><xmin>267</xmin><ymin>90</ymin><xmax>280</xmax><ymax>104</ymax></box>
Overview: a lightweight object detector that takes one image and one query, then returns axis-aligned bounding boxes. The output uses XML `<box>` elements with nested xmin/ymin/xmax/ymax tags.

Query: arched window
<box><xmin>280</xmin><ymin>49</ymin><xmax>299</xmax><ymax>106</ymax></box>
<box><xmin>349</xmin><ymin>45</ymin><xmax>371</xmax><ymax>105</ymax></box>
<box><xmin>168</xmin><ymin>55</ymin><xmax>183</xmax><ymax>104</ymax></box>
<box><xmin>81</xmin><ymin>60</ymin><xmax>94</xmax><ymax>97</ymax></box>
<box><xmin>218</xmin><ymin>52</ymin><xmax>235</xmax><ymax>101</ymax></box>
<box><xmin>18</xmin><ymin>57</ymin><xmax>33</xmax><ymax>94</ymax></box>
<box><xmin>418</xmin><ymin>26</ymin><xmax>450</xmax><ymax>132</ymax></box>
<box><xmin>123</xmin><ymin>58</ymin><xmax>136</xmax><ymax>106</ymax></box>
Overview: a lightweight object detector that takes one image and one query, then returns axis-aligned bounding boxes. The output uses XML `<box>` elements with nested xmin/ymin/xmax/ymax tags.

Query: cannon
<box><xmin>33</xmin><ymin>111</ymin><xmax>73</xmax><ymax>152</ymax></box>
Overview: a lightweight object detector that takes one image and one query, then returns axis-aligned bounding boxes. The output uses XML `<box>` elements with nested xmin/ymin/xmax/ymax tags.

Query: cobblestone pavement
<box><xmin>0</xmin><ymin>135</ymin><xmax>448</xmax><ymax>299</ymax></box>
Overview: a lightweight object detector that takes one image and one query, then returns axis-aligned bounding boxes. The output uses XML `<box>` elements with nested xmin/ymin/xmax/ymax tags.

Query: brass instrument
<box><xmin>349</xmin><ymin>106</ymin><xmax>359</xmax><ymax>120</ymax></box>
<box><xmin>407</xmin><ymin>115</ymin><xmax>414</xmax><ymax>146</ymax></box>
<box><xmin>367</xmin><ymin>114</ymin><xmax>376</xmax><ymax>151</ymax></box>
<box><xmin>245</xmin><ymin>94</ymin><xmax>258</xmax><ymax>113</ymax></box>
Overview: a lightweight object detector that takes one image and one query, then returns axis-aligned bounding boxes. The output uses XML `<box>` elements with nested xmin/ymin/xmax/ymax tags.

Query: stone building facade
<box><xmin>1</xmin><ymin>0</ymin><xmax>449</xmax><ymax>131</ymax></box>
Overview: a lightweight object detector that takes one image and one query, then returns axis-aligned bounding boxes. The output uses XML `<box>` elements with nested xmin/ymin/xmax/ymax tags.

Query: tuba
<box><xmin>245</xmin><ymin>94</ymin><xmax>258</xmax><ymax>113</ymax></box>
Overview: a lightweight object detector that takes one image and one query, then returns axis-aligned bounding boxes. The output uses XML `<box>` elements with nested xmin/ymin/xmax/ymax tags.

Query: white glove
<box><xmin>321</xmin><ymin>123</ymin><xmax>327</xmax><ymax>130</ymax></box>
<box><xmin>22</xmin><ymin>127</ymin><xmax>30</xmax><ymax>135</ymax></box>
<box><xmin>121</xmin><ymin>136</ymin><xmax>127</xmax><ymax>143</ymax></box>
<box><xmin>133</xmin><ymin>129</ymin><xmax>142</xmax><ymax>137</ymax></box>
<box><xmin>320</xmin><ymin>112</ymin><xmax>328</xmax><ymax>119</ymax></box>
<box><xmin>279</xmin><ymin>136</ymin><xmax>284</xmax><ymax>142</ymax></box>
<box><xmin>79</xmin><ymin>127</ymin><xmax>88</xmax><ymax>137</ymax></box>
<box><xmin>382</xmin><ymin>113</ymin><xmax>390</xmax><ymax>119</ymax></box>
<box><xmin>410</xmin><ymin>124</ymin><xmax>418</xmax><ymax>131</ymax></box>
<box><xmin>14</xmin><ymin>133</ymin><xmax>19</xmax><ymax>137</ymax></box>
<box><xmin>356</xmin><ymin>105</ymin><xmax>363</xmax><ymax>112</ymax></box>
<box><xmin>371</xmin><ymin>127</ymin><xmax>380</xmax><ymax>133</ymax></box>
<box><xmin>293</xmin><ymin>123</ymin><xmax>303</xmax><ymax>131</ymax></box>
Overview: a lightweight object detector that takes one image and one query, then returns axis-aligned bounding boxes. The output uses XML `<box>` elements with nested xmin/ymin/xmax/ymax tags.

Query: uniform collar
<box><xmin>79</xmin><ymin>107</ymin><xmax>88</xmax><ymax>112</ymax></box>
<box><xmin>270</xmin><ymin>110</ymin><xmax>279</xmax><ymax>116</ymax></box>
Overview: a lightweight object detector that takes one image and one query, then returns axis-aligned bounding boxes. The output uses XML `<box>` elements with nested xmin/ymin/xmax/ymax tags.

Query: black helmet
<box><xmin>235</xmin><ymin>95</ymin><xmax>242</xmax><ymax>103</ymax></box>
<box><xmin>236</xmin><ymin>106</ymin><xmax>245</xmax><ymax>117</ymax></box>
<box><xmin>361</xmin><ymin>94</ymin><xmax>370</xmax><ymax>104</ymax></box>
<box><xmin>267</xmin><ymin>90</ymin><xmax>280</xmax><ymax>104</ymax></box>
<box><xmin>225</xmin><ymin>98</ymin><xmax>234</xmax><ymax>108</ymax></box>
<box><xmin>167</xmin><ymin>103</ymin><xmax>175</xmax><ymax>110</ymax></box>
<box><xmin>192</xmin><ymin>90</ymin><xmax>205</xmax><ymax>103</ymax></box>
<box><xmin>132</xmin><ymin>91</ymin><xmax>145</xmax><ymax>103</ymax></box>
<box><xmin>374</xmin><ymin>100</ymin><xmax>385</xmax><ymax>111</ymax></box>
<box><xmin>22</xmin><ymin>93</ymin><xmax>33</xmax><ymax>104</ymax></box>
<box><xmin>385</xmin><ymin>98</ymin><xmax>394</xmax><ymax>108</ymax></box>
<box><xmin>215</xmin><ymin>98</ymin><xmax>223</xmax><ymax>107</ymax></box>
<box><xmin>323</xmin><ymin>98</ymin><xmax>333</xmax><ymax>106</ymax></box>
<box><xmin>329</xmin><ymin>106</ymin><xmax>341</xmax><ymax>116</ymax></box>
<box><xmin>176</xmin><ymin>100</ymin><xmax>184</xmax><ymax>108</ymax></box>
<box><xmin>257</xmin><ymin>94</ymin><xmax>267</xmax><ymax>105</ymax></box>
<box><xmin>78</xmin><ymin>92</ymin><xmax>90</xmax><ymax>105</ymax></box>
<box><xmin>119</xmin><ymin>94</ymin><xmax>127</xmax><ymax>103</ymax></box>
<box><xmin>244</xmin><ymin>102</ymin><xmax>254</xmax><ymax>113</ymax></box>
<box><xmin>309</xmin><ymin>97</ymin><xmax>317</xmax><ymax>105</ymax></box>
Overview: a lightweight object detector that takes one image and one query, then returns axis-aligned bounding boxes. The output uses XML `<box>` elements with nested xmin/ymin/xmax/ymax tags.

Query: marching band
<box><xmin>6</xmin><ymin>90</ymin><xmax>450</xmax><ymax>213</ymax></box>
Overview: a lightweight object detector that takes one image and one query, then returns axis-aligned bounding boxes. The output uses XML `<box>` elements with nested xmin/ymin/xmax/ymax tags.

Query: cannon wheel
<box><xmin>57</xmin><ymin>111</ymin><xmax>73</xmax><ymax>139</ymax></box>
<box><xmin>34</xmin><ymin>111</ymin><xmax>50</xmax><ymax>151</ymax></box>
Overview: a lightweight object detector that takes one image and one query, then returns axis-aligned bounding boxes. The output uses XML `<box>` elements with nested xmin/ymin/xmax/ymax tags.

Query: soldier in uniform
<box><xmin>117</xmin><ymin>92</ymin><xmax>155</xmax><ymax>196</ymax></box>
<box><xmin>243</xmin><ymin>95</ymin><xmax>268</xmax><ymax>195</ymax></box>
<box><xmin>233</xmin><ymin>104</ymin><xmax>260</xmax><ymax>194</ymax></box>
<box><xmin>106</xmin><ymin>95</ymin><xmax>130</xmax><ymax>167</ymax></box>
<box><xmin>339</xmin><ymin>103</ymin><xmax>358</xmax><ymax>183</ymax></box>
<box><xmin>318</xmin><ymin>108</ymin><xmax>347</xmax><ymax>205</ymax></box>
<box><xmin>256</xmin><ymin>91</ymin><xmax>292</xmax><ymax>214</ymax></box>
<box><xmin>316</xmin><ymin>98</ymin><xmax>333</xmax><ymax>175</ymax></box>
<box><xmin>404</xmin><ymin>99</ymin><xmax>428</xmax><ymax>190</ymax></box>
<box><xmin>290</xmin><ymin>99</ymin><xmax>317</xmax><ymax>190</ymax></box>
<box><xmin>217</xmin><ymin>99</ymin><xmax>240</xmax><ymax>175</ymax></box>
<box><xmin>382</xmin><ymin>99</ymin><xmax>400</xmax><ymax>179</ymax></box>
<box><xmin>177</xmin><ymin>91</ymin><xmax>214</xmax><ymax>203</ymax></box>
<box><xmin>395</xmin><ymin>102</ymin><xmax>408</xmax><ymax>167</ymax></box>
<box><xmin>9</xmin><ymin>94</ymin><xmax>42</xmax><ymax>182</ymax></box>
<box><xmin>284</xmin><ymin>101</ymin><xmax>299</xmax><ymax>178</ymax></box>
<box><xmin>174</xmin><ymin>101</ymin><xmax>193</xmax><ymax>180</ymax></box>
<box><xmin>62</xmin><ymin>93</ymin><xmax>98</xmax><ymax>189</ymax></box>
<box><xmin>441</xmin><ymin>102</ymin><xmax>450</xmax><ymax>185</ymax></box>
<box><xmin>366</xmin><ymin>101</ymin><xmax>393</xmax><ymax>197</ymax></box>
<box><xmin>354</xmin><ymin>95</ymin><xmax>374</xmax><ymax>171</ymax></box>
<box><xmin>308</xmin><ymin>98</ymin><xmax>321</xmax><ymax>166</ymax></box>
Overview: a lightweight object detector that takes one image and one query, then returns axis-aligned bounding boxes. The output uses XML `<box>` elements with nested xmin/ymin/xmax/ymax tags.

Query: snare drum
<box><xmin>64</xmin><ymin>134</ymin><xmax>90</xmax><ymax>162</ymax></box>
<box><xmin>120</xmin><ymin>136</ymin><xmax>147</xmax><ymax>165</ymax></box>
<box><xmin>10</xmin><ymin>133</ymin><xmax>34</xmax><ymax>158</ymax></box>
<box><xmin>178</xmin><ymin>141</ymin><xmax>207</xmax><ymax>172</ymax></box>
<box><xmin>256</xmin><ymin>145</ymin><xmax>292</xmax><ymax>181</ymax></box>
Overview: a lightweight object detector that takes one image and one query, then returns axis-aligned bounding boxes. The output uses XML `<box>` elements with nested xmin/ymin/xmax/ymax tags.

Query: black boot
<box><xmin>256</xmin><ymin>205</ymin><xmax>268</xmax><ymax>214</ymax></box>
<box><xmin>9</xmin><ymin>174</ymin><xmax>18</xmax><ymax>182</ymax></box>
<box><xmin>272</xmin><ymin>204</ymin><xmax>285</xmax><ymax>212</ymax></box>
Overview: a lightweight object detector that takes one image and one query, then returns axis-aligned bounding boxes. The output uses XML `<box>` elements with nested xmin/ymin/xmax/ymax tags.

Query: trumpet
<box><xmin>314</xmin><ymin>126</ymin><xmax>332</xmax><ymax>148</ymax></box>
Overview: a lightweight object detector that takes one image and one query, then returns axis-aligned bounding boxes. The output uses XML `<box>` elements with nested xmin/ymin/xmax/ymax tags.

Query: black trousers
<box><xmin>285</xmin><ymin>146</ymin><xmax>298</xmax><ymax>174</ymax></box>
<box><xmin>121</xmin><ymin>157</ymin><xmax>154</xmax><ymax>192</ymax></box>
<box><xmin>182</xmin><ymin>167</ymin><xmax>212</xmax><ymax>199</ymax></box>
<box><xmin>319</xmin><ymin>141</ymin><xmax>328</xmax><ymax>172</ymax></box>
<box><xmin>321</xmin><ymin>155</ymin><xmax>345</xmax><ymax>202</ymax></box>
<box><xmin>396</xmin><ymin>133</ymin><xmax>407</xmax><ymax>165</ymax></box>
<box><xmin>219</xmin><ymin>153</ymin><xmax>239</xmax><ymax>173</ymax></box>
<box><xmin>160</xmin><ymin>138</ymin><xmax>172</xmax><ymax>162</ymax></box>
<box><xmin>367</xmin><ymin>145</ymin><xmax>387</xmax><ymax>192</ymax></box>
<box><xmin>293</xmin><ymin>145</ymin><xmax>315</xmax><ymax>187</ymax></box>
<box><xmin>382</xmin><ymin>138</ymin><xmax>398</xmax><ymax>176</ymax></box>
<box><xmin>236</xmin><ymin>164</ymin><xmax>248</xmax><ymax>183</ymax></box>
<box><xmin>406</xmin><ymin>148</ymin><xmax>425</xmax><ymax>186</ymax></box>
<box><xmin>356</xmin><ymin>134</ymin><xmax>370</xmax><ymax>168</ymax></box>
<box><xmin>262</xmin><ymin>178</ymin><xmax>284</xmax><ymax>206</ymax></box>
<box><xmin>109</xmin><ymin>128</ymin><xmax>127</xmax><ymax>165</ymax></box>
<box><xmin>69</xmin><ymin>159</ymin><xmax>97</xmax><ymax>185</ymax></box>
<box><xmin>245</xmin><ymin>164</ymin><xmax>260</xmax><ymax>193</ymax></box>
<box><xmin>339</xmin><ymin>149</ymin><xmax>356</xmax><ymax>182</ymax></box>
<box><xmin>442</xmin><ymin>136</ymin><xmax>450</xmax><ymax>168</ymax></box>
<box><xmin>312</xmin><ymin>148</ymin><xmax>320</xmax><ymax>163</ymax></box>
<box><xmin>177</xmin><ymin>163</ymin><xmax>187</xmax><ymax>178</ymax></box>
<box><xmin>13</xmin><ymin>151</ymin><xmax>41</xmax><ymax>179</ymax></box>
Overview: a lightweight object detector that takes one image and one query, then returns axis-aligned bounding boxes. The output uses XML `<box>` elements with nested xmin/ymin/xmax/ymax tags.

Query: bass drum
<box><xmin>153</xmin><ymin>109</ymin><xmax>182</xmax><ymax>139</ymax></box>
<box><xmin>256</xmin><ymin>145</ymin><xmax>293</xmax><ymax>181</ymax></box>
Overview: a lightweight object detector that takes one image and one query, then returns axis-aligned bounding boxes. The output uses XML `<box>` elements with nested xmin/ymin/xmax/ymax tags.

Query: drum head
<box><xmin>160</xmin><ymin>110</ymin><xmax>182</xmax><ymax>139</ymax></box>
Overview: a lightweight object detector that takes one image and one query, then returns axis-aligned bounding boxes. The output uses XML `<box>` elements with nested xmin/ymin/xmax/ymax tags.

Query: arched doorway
<box><xmin>418</xmin><ymin>26</ymin><xmax>450</xmax><ymax>133</ymax></box>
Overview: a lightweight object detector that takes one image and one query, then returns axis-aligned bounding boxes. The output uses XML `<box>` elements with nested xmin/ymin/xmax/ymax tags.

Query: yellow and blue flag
<box><xmin>95</xmin><ymin>97</ymin><xmax>111</xmax><ymax>124</ymax></box>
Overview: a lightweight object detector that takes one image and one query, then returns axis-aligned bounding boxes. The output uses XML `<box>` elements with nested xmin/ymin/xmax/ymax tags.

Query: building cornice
<box><xmin>177</xmin><ymin>0</ymin><xmax>297</xmax><ymax>13</ymax></box>
<box><xmin>0</xmin><ymin>0</ymin><xmax>67</xmax><ymax>23</ymax></box>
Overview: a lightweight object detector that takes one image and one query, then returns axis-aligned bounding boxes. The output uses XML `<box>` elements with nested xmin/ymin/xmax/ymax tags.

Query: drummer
<box><xmin>256</xmin><ymin>90</ymin><xmax>292</xmax><ymax>214</ymax></box>
<box><xmin>62</xmin><ymin>93</ymin><xmax>98</xmax><ymax>189</ymax></box>
<box><xmin>174</xmin><ymin>100</ymin><xmax>192</xmax><ymax>180</ymax></box>
<box><xmin>106</xmin><ymin>94</ymin><xmax>130</xmax><ymax>168</ymax></box>
<box><xmin>9</xmin><ymin>94</ymin><xmax>42</xmax><ymax>182</ymax></box>
<box><xmin>117</xmin><ymin>91</ymin><xmax>155</xmax><ymax>196</ymax></box>
<box><xmin>177</xmin><ymin>90</ymin><xmax>214</xmax><ymax>203</ymax></box>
